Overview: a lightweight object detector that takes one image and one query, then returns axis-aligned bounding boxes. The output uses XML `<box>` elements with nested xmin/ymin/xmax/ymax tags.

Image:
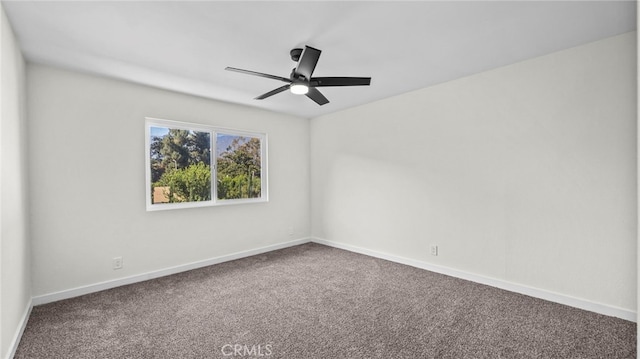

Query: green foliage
<box><xmin>149</xmin><ymin>128</ymin><xmax>262</xmax><ymax>204</ymax></box>
<box><xmin>217</xmin><ymin>137</ymin><xmax>261</xmax><ymax>199</ymax></box>
<box><xmin>150</xmin><ymin>129</ymin><xmax>211</xmax><ymax>183</ymax></box>
<box><xmin>155</xmin><ymin>163</ymin><xmax>211</xmax><ymax>203</ymax></box>
<box><xmin>188</xmin><ymin>131</ymin><xmax>212</xmax><ymax>166</ymax></box>
<box><xmin>217</xmin><ymin>174</ymin><xmax>261</xmax><ymax>200</ymax></box>
<box><xmin>150</xmin><ymin>128</ymin><xmax>212</xmax><ymax>204</ymax></box>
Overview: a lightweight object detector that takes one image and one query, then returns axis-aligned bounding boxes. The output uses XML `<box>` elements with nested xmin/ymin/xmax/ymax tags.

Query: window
<box><xmin>145</xmin><ymin>118</ymin><xmax>267</xmax><ymax>211</ymax></box>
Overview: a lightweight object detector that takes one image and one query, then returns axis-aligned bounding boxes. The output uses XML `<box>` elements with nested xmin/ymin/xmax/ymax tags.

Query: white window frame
<box><xmin>145</xmin><ymin>117</ymin><xmax>268</xmax><ymax>211</ymax></box>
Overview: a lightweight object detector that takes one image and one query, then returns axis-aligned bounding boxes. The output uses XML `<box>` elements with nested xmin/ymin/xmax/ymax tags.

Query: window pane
<box><xmin>216</xmin><ymin>133</ymin><xmax>262</xmax><ymax>200</ymax></box>
<box><xmin>149</xmin><ymin>126</ymin><xmax>211</xmax><ymax>205</ymax></box>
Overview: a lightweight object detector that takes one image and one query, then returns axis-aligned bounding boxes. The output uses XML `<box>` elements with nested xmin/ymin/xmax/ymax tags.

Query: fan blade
<box><xmin>255</xmin><ymin>85</ymin><xmax>290</xmax><ymax>100</ymax></box>
<box><xmin>295</xmin><ymin>46</ymin><xmax>321</xmax><ymax>80</ymax></box>
<box><xmin>311</xmin><ymin>77</ymin><xmax>371</xmax><ymax>87</ymax></box>
<box><xmin>306</xmin><ymin>87</ymin><xmax>329</xmax><ymax>106</ymax></box>
<box><xmin>225</xmin><ymin>67</ymin><xmax>290</xmax><ymax>83</ymax></box>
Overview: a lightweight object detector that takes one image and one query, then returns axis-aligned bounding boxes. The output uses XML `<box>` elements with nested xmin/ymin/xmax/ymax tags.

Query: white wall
<box><xmin>1</xmin><ymin>5</ymin><xmax>31</xmax><ymax>359</ymax></box>
<box><xmin>16</xmin><ymin>23</ymin><xmax>639</xmax><ymax>341</ymax></box>
<box><xmin>27</xmin><ymin>64</ymin><xmax>310</xmax><ymax>297</ymax></box>
<box><xmin>311</xmin><ymin>32</ymin><xmax>637</xmax><ymax>312</ymax></box>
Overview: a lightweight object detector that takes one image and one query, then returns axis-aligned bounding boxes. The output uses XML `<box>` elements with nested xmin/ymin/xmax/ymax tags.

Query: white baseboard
<box><xmin>30</xmin><ymin>236</ymin><xmax>635</xmax><ymax>322</ymax></box>
<box><xmin>5</xmin><ymin>298</ymin><xmax>32</xmax><ymax>359</ymax></box>
<box><xmin>311</xmin><ymin>237</ymin><xmax>636</xmax><ymax>322</ymax></box>
<box><xmin>32</xmin><ymin>237</ymin><xmax>311</xmax><ymax>306</ymax></box>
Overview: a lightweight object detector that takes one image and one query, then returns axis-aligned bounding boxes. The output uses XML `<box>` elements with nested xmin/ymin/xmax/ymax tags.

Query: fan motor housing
<box><xmin>290</xmin><ymin>48</ymin><xmax>303</xmax><ymax>62</ymax></box>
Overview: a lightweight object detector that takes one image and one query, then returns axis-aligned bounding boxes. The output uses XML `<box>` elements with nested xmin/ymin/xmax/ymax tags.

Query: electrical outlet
<box><xmin>430</xmin><ymin>245</ymin><xmax>438</xmax><ymax>256</ymax></box>
<box><xmin>288</xmin><ymin>226</ymin><xmax>294</xmax><ymax>236</ymax></box>
<box><xmin>112</xmin><ymin>256</ymin><xmax>123</xmax><ymax>270</ymax></box>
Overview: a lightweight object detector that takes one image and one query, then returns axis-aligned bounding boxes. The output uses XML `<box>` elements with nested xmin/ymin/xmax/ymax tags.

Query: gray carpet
<box><xmin>15</xmin><ymin>243</ymin><xmax>636</xmax><ymax>358</ymax></box>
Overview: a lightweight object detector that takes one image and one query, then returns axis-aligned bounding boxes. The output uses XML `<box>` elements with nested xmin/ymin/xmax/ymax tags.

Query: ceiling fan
<box><xmin>225</xmin><ymin>45</ymin><xmax>371</xmax><ymax>106</ymax></box>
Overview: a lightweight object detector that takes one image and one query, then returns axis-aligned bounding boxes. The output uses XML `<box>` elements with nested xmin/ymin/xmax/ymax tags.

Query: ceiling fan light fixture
<box><xmin>226</xmin><ymin>45</ymin><xmax>370</xmax><ymax>106</ymax></box>
<box><xmin>290</xmin><ymin>83</ymin><xmax>309</xmax><ymax>95</ymax></box>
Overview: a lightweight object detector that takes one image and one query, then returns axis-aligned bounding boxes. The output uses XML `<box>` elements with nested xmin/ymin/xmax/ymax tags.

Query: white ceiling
<box><xmin>3</xmin><ymin>1</ymin><xmax>636</xmax><ymax>119</ymax></box>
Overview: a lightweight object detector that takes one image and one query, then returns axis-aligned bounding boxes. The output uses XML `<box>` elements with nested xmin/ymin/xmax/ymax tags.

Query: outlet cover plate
<box><xmin>112</xmin><ymin>256</ymin><xmax>123</xmax><ymax>270</ymax></box>
<box><xmin>430</xmin><ymin>245</ymin><xmax>438</xmax><ymax>256</ymax></box>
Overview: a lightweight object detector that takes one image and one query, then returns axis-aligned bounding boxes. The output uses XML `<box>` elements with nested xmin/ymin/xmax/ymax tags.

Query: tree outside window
<box><xmin>146</xmin><ymin>119</ymin><xmax>267</xmax><ymax>211</ymax></box>
<box><xmin>216</xmin><ymin>134</ymin><xmax>262</xmax><ymax>200</ymax></box>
